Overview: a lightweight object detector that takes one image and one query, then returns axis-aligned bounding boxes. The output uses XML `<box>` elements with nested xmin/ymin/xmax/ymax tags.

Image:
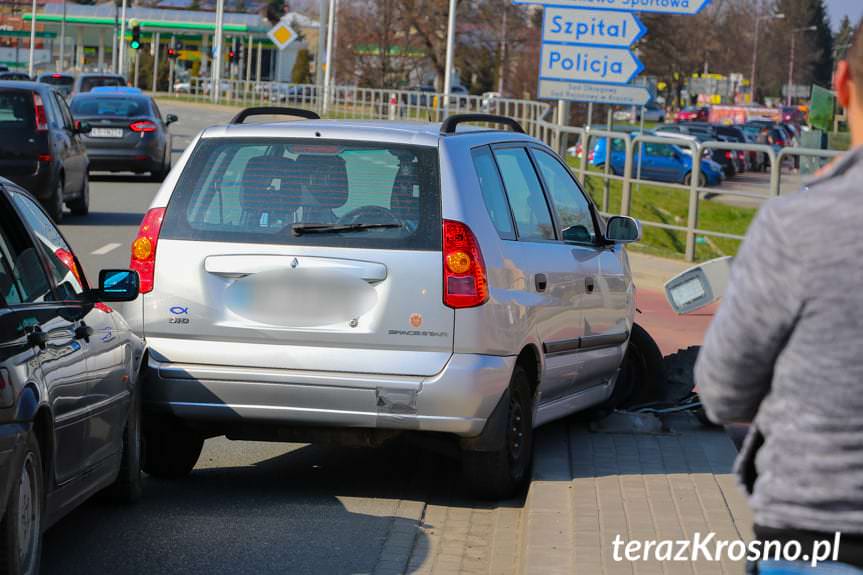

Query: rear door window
<box><xmin>0</xmin><ymin>90</ymin><xmax>34</xmax><ymax>129</ymax></box>
<box><xmin>161</xmin><ymin>139</ymin><xmax>442</xmax><ymax>250</ymax></box>
<box><xmin>471</xmin><ymin>147</ymin><xmax>515</xmax><ymax>240</ymax></box>
<box><xmin>492</xmin><ymin>147</ymin><xmax>555</xmax><ymax>242</ymax></box>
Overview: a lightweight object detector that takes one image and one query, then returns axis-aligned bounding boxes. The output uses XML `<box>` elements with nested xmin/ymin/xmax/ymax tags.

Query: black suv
<box><xmin>0</xmin><ymin>81</ymin><xmax>91</xmax><ymax>223</ymax></box>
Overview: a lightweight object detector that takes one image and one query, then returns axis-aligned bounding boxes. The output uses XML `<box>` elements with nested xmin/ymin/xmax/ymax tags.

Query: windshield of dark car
<box><xmin>70</xmin><ymin>96</ymin><xmax>151</xmax><ymax>117</ymax></box>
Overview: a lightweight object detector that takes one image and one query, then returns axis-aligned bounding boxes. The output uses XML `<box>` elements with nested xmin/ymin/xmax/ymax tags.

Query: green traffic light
<box><xmin>130</xmin><ymin>40</ymin><xmax>140</xmax><ymax>50</ymax></box>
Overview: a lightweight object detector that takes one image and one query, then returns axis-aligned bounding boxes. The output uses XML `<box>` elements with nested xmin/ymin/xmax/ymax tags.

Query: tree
<box><xmin>834</xmin><ymin>15</ymin><xmax>855</xmax><ymax>62</ymax></box>
<box><xmin>292</xmin><ymin>48</ymin><xmax>312</xmax><ymax>83</ymax></box>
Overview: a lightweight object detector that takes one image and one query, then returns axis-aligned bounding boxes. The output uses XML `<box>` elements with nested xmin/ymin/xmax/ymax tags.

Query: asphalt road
<box><xmin>44</xmin><ymin>100</ymin><xmax>473</xmax><ymax>575</ymax></box>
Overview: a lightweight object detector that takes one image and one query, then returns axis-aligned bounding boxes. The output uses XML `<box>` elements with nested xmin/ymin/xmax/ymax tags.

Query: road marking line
<box><xmin>92</xmin><ymin>243</ymin><xmax>122</xmax><ymax>255</ymax></box>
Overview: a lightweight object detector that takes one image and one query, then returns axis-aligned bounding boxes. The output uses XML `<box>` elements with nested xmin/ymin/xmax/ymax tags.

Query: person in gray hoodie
<box><xmin>695</xmin><ymin>25</ymin><xmax>863</xmax><ymax>575</ymax></box>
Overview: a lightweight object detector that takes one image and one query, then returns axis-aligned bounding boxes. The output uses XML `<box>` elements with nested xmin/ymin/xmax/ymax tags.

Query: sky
<box><xmin>826</xmin><ymin>0</ymin><xmax>863</xmax><ymax>29</ymax></box>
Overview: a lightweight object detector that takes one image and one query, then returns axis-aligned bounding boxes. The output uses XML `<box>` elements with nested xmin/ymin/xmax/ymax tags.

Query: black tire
<box><xmin>662</xmin><ymin>346</ymin><xmax>701</xmax><ymax>405</ymax></box>
<box><xmin>43</xmin><ymin>177</ymin><xmax>64</xmax><ymax>224</ymax></box>
<box><xmin>462</xmin><ymin>365</ymin><xmax>533</xmax><ymax>500</ymax></box>
<box><xmin>683</xmin><ymin>172</ymin><xmax>707</xmax><ymax>188</ymax></box>
<box><xmin>150</xmin><ymin>156</ymin><xmax>171</xmax><ymax>183</ymax></box>
<box><xmin>0</xmin><ymin>433</ymin><xmax>43</xmax><ymax>575</ymax></box>
<box><xmin>67</xmin><ymin>171</ymin><xmax>89</xmax><ymax>216</ymax></box>
<box><xmin>142</xmin><ymin>418</ymin><xmax>203</xmax><ymax>479</ymax></box>
<box><xmin>105</xmin><ymin>383</ymin><xmax>143</xmax><ymax>502</ymax></box>
<box><xmin>604</xmin><ymin>323</ymin><xmax>665</xmax><ymax>410</ymax></box>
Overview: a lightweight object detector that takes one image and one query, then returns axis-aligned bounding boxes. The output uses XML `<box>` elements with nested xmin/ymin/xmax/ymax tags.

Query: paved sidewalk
<box><xmin>522</xmin><ymin>415</ymin><xmax>752</xmax><ymax>575</ymax></box>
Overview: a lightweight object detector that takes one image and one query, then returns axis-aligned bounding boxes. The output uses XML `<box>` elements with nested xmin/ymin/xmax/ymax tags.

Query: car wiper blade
<box><xmin>291</xmin><ymin>222</ymin><xmax>403</xmax><ymax>236</ymax></box>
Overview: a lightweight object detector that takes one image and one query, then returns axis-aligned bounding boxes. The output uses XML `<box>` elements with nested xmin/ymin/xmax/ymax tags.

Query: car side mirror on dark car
<box><xmin>74</xmin><ymin>120</ymin><xmax>92</xmax><ymax>134</ymax></box>
<box><xmin>96</xmin><ymin>270</ymin><xmax>140</xmax><ymax>302</ymax></box>
<box><xmin>605</xmin><ymin>216</ymin><xmax>642</xmax><ymax>244</ymax></box>
<box><xmin>165</xmin><ymin>114</ymin><xmax>178</xmax><ymax>125</ymax></box>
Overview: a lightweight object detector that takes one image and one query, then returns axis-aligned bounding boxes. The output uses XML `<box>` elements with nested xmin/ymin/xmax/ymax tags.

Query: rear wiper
<box><xmin>291</xmin><ymin>222</ymin><xmax>403</xmax><ymax>236</ymax></box>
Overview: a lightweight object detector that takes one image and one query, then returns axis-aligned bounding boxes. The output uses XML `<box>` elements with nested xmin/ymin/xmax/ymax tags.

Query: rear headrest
<box><xmin>294</xmin><ymin>155</ymin><xmax>349</xmax><ymax>208</ymax></box>
<box><xmin>390</xmin><ymin>161</ymin><xmax>420</xmax><ymax>221</ymax></box>
<box><xmin>240</xmin><ymin>155</ymin><xmax>303</xmax><ymax>213</ymax></box>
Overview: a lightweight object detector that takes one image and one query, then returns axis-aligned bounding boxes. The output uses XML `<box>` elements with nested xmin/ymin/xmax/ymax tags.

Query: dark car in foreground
<box><xmin>37</xmin><ymin>73</ymin><xmax>75</xmax><ymax>98</ymax></box>
<box><xmin>0</xmin><ymin>178</ymin><xmax>145</xmax><ymax>574</ymax></box>
<box><xmin>0</xmin><ymin>81</ymin><xmax>91</xmax><ymax>223</ymax></box>
<box><xmin>70</xmin><ymin>89</ymin><xmax>177</xmax><ymax>181</ymax></box>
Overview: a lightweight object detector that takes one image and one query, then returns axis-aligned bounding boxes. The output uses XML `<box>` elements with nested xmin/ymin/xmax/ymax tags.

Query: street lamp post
<box><xmin>27</xmin><ymin>0</ymin><xmax>37</xmax><ymax>77</ymax></box>
<box><xmin>322</xmin><ymin>0</ymin><xmax>336</xmax><ymax>115</ymax></box>
<box><xmin>442</xmin><ymin>0</ymin><xmax>457</xmax><ymax>116</ymax></box>
<box><xmin>788</xmin><ymin>25</ymin><xmax>817</xmax><ymax>106</ymax></box>
<box><xmin>118</xmin><ymin>0</ymin><xmax>128</xmax><ymax>77</ymax></box>
<box><xmin>213</xmin><ymin>0</ymin><xmax>225</xmax><ymax>103</ymax></box>
<box><xmin>750</xmin><ymin>11</ymin><xmax>784</xmax><ymax>105</ymax></box>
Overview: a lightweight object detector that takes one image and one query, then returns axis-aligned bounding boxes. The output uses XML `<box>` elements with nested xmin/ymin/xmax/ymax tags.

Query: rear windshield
<box><xmin>161</xmin><ymin>138</ymin><xmax>442</xmax><ymax>251</ymax></box>
<box><xmin>40</xmin><ymin>75</ymin><xmax>74</xmax><ymax>87</ymax></box>
<box><xmin>0</xmin><ymin>90</ymin><xmax>34</xmax><ymax>129</ymax></box>
<box><xmin>79</xmin><ymin>76</ymin><xmax>125</xmax><ymax>92</ymax></box>
<box><xmin>70</xmin><ymin>96</ymin><xmax>150</xmax><ymax>117</ymax></box>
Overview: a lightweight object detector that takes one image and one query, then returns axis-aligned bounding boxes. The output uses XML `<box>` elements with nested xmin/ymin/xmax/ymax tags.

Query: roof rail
<box><xmin>440</xmin><ymin>113</ymin><xmax>525</xmax><ymax>135</ymax></box>
<box><xmin>230</xmin><ymin>106</ymin><xmax>321</xmax><ymax>124</ymax></box>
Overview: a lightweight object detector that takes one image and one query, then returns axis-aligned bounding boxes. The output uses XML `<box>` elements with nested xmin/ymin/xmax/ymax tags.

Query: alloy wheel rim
<box><xmin>17</xmin><ymin>454</ymin><xmax>39</xmax><ymax>570</ymax></box>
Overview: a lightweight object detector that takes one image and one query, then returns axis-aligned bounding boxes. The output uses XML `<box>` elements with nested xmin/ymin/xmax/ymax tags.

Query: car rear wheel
<box><xmin>462</xmin><ymin>365</ymin><xmax>533</xmax><ymax>500</ymax></box>
<box><xmin>67</xmin><ymin>171</ymin><xmax>89</xmax><ymax>216</ymax></box>
<box><xmin>683</xmin><ymin>172</ymin><xmax>707</xmax><ymax>188</ymax></box>
<box><xmin>142</xmin><ymin>418</ymin><xmax>203</xmax><ymax>479</ymax></box>
<box><xmin>44</xmin><ymin>178</ymin><xmax>64</xmax><ymax>224</ymax></box>
<box><xmin>105</xmin><ymin>382</ymin><xmax>143</xmax><ymax>502</ymax></box>
<box><xmin>150</xmin><ymin>156</ymin><xmax>171</xmax><ymax>183</ymax></box>
<box><xmin>0</xmin><ymin>433</ymin><xmax>43</xmax><ymax>575</ymax></box>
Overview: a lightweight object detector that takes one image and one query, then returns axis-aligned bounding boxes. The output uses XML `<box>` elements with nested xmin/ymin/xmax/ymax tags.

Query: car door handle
<box><xmin>585</xmin><ymin>277</ymin><xmax>596</xmax><ymax>294</ymax></box>
<box><xmin>74</xmin><ymin>323</ymin><xmax>93</xmax><ymax>342</ymax></box>
<box><xmin>535</xmin><ymin>273</ymin><xmax>547</xmax><ymax>293</ymax></box>
<box><xmin>26</xmin><ymin>327</ymin><xmax>47</xmax><ymax>350</ymax></box>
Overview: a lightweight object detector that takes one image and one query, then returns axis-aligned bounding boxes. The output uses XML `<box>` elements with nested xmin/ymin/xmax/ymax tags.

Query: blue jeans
<box><xmin>756</xmin><ymin>561</ymin><xmax>863</xmax><ymax>575</ymax></box>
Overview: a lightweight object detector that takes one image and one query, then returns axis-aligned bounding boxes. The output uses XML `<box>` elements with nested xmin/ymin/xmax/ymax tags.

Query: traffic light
<box><xmin>130</xmin><ymin>19</ymin><xmax>141</xmax><ymax>50</ymax></box>
<box><xmin>228</xmin><ymin>48</ymin><xmax>236</xmax><ymax>63</ymax></box>
<box><xmin>167</xmin><ymin>46</ymin><xmax>178</xmax><ymax>59</ymax></box>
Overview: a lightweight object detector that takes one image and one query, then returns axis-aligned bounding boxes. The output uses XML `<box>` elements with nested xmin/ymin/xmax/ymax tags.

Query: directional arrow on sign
<box><xmin>540</xmin><ymin>44</ymin><xmax>644</xmax><ymax>86</ymax></box>
<box><xmin>515</xmin><ymin>0</ymin><xmax>712</xmax><ymax>16</ymax></box>
<box><xmin>543</xmin><ymin>8</ymin><xmax>646</xmax><ymax>49</ymax></box>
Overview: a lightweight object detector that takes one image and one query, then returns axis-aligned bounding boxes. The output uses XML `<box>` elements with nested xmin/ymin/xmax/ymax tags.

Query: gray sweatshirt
<box><xmin>695</xmin><ymin>146</ymin><xmax>863</xmax><ymax>534</ymax></box>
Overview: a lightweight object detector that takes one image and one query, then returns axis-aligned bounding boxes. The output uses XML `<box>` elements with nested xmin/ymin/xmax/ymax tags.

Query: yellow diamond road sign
<box><xmin>268</xmin><ymin>21</ymin><xmax>297</xmax><ymax>51</ymax></box>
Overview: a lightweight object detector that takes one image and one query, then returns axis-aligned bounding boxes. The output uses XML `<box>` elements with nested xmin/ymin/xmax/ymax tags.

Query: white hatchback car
<box><xmin>120</xmin><ymin>108</ymin><xmax>646</xmax><ymax>498</ymax></box>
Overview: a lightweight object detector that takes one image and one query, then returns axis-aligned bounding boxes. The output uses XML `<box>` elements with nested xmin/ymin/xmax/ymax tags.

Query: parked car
<box><xmin>36</xmin><ymin>72</ymin><xmax>75</xmax><ymax>97</ymax></box>
<box><xmin>0</xmin><ymin>81</ymin><xmax>91</xmax><ymax>223</ymax></box>
<box><xmin>674</xmin><ymin>106</ymin><xmax>709</xmax><ymax>122</ymax></box>
<box><xmin>72</xmin><ymin>73</ymin><xmax>127</xmax><ymax>95</ymax></box>
<box><xmin>608</xmin><ymin>138</ymin><xmax>723</xmax><ymax>187</ymax></box>
<box><xmin>405</xmin><ymin>85</ymin><xmax>436</xmax><ymax>107</ymax></box>
<box><xmin>118</xmin><ymin>108</ymin><xmax>649</xmax><ymax>499</ymax></box>
<box><xmin>714</xmin><ymin>125</ymin><xmax>755</xmax><ymax>172</ymax></box>
<box><xmin>0</xmin><ymin>177</ymin><xmax>145</xmax><ymax>573</ymax></box>
<box><xmin>70</xmin><ymin>89</ymin><xmax>176</xmax><ymax>181</ymax></box>
<box><xmin>614</xmin><ymin>103</ymin><xmax>666</xmax><ymax>123</ymax></box>
<box><xmin>0</xmin><ymin>72</ymin><xmax>31</xmax><ymax>82</ymax></box>
<box><xmin>656</xmin><ymin>124</ymin><xmax>738</xmax><ymax>178</ymax></box>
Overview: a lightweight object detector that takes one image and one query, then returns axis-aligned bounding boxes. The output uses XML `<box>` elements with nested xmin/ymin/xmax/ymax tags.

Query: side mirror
<box><xmin>75</xmin><ymin>120</ymin><xmax>92</xmax><ymax>134</ymax></box>
<box><xmin>166</xmin><ymin>114</ymin><xmax>178</xmax><ymax>125</ymax></box>
<box><xmin>96</xmin><ymin>269</ymin><xmax>139</xmax><ymax>302</ymax></box>
<box><xmin>605</xmin><ymin>216</ymin><xmax>642</xmax><ymax>244</ymax></box>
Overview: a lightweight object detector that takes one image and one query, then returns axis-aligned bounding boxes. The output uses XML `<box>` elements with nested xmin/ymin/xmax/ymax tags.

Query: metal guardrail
<box><xmin>167</xmin><ymin>78</ymin><xmax>843</xmax><ymax>262</ymax></box>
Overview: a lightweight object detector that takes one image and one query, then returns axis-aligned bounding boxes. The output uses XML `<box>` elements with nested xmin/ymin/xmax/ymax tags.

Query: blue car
<box><xmin>593</xmin><ymin>136</ymin><xmax>722</xmax><ymax>187</ymax></box>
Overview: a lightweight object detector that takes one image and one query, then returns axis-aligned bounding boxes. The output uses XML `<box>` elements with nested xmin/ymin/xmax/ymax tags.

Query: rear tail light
<box><xmin>54</xmin><ymin>248</ymin><xmax>82</xmax><ymax>286</ymax></box>
<box><xmin>738</xmin><ymin>151</ymin><xmax>745</xmax><ymax>160</ymax></box>
<box><xmin>37</xmin><ymin>154</ymin><xmax>52</xmax><ymax>162</ymax></box>
<box><xmin>130</xmin><ymin>207</ymin><xmax>166</xmax><ymax>293</ymax></box>
<box><xmin>32</xmin><ymin>93</ymin><xmax>48</xmax><ymax>131</ymax></box>
<box><xmin>443</xmin><ymin>220</ymin><xmax>488</xmax><ymax>309</ymax></box>
<box><xmin>129</xmin><ymin>120</ymin><xmax>157</xmax><ymax>133</ymax></box>
<box><xmin>725</xmin><ymin>151</ymin><xmax>733</xmax><ymax>160</ymax></box>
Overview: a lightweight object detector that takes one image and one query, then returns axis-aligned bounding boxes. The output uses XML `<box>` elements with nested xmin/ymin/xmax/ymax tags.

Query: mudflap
<box><xmin>458</xmin><ymin>388</ymin><xmax>511</xmax><ymax>453</ymax></box>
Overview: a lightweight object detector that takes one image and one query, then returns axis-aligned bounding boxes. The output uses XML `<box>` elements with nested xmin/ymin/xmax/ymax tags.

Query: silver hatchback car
<box><xmin>120</xmin><ymin>108</ymin><xmax>642</xmax><ymax>498</ymax></box>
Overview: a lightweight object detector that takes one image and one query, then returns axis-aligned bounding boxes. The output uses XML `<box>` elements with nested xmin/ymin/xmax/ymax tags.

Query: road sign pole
<box><xmin>133</xmin><ymin>48</ymin><xmax>139</xmax><ymax>87</ymax></box>
<box><xmin>118</xmin><ymin>0</ymin><xmax>128</xmax><ymax>77</ymax></box>
<box><xmin>443</xmin><ymin>0</ymin><xmax>457</xmax><ymax>115</ymax></box>
<box><xmin>28</xmin><ymin>0</ymin><xmax>37</xmax><ymax>77</ymax></box>
<box><xmin>151</xmin><ymin>31</ymin><xmax>159</xmax><ymax>93</ymax></box>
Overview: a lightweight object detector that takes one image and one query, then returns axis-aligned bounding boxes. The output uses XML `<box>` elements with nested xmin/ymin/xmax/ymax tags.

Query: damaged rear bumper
<box><xmin>144</xmin><ymin>353</ymin><xmax>516</xmax><ymax>437</ymax></box>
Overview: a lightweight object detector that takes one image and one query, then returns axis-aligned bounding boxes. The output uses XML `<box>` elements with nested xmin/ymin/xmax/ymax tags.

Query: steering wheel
<box><xmin>338</xmin><ymin>205</ymin><xmax>402</xmax><ymax>226</ymax></box>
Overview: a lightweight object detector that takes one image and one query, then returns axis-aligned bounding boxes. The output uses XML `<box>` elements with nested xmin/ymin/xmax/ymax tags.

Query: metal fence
<box><xmin>167</xmin><ymin>78</ymin><xmax>843</xmax><ymax>262</ymax></box>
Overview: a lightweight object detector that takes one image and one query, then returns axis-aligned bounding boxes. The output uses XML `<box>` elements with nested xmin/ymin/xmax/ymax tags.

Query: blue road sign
<box><xmin>538</xmin><ymin>79</ymin><xmax>653</xmax><ymax>106</ymax></box>
<box><xmin>514</xmin><ymin>0</ymin><xmax>712</xmax><ymax>16</ymax></box>
<box><xmin>540</xmin><ymin>44</ymin><xmax>643</xmax><ymax>86</ymax></box>
<box><xmin>543</xmin><ymin>7</ymin><xmax>646</xmax><ymax>48</ymax></box>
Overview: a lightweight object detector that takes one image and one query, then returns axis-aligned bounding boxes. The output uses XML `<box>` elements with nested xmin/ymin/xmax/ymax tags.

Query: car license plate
<box><xmin>90</xmin><ymin>128</ymin><xmax>124</xmax><ymax>138</ymax></box>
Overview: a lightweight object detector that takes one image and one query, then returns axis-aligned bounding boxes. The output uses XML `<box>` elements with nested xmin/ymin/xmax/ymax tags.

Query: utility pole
<box><xmin>322</xmin><ymin>0</ymin><xmax>336</xmax><ymax>115</ymax></box>
<box><xmin>442</xmin><ymin>0</ymin><xmax>457</xmax><ymax>114</ymax></box>
<box><xmin>151</xmin><ymin>31</ymin><xmax>160</xmax><ymax>93</ymax></box>
<box><xmin>316</xmin><ymin>0</ymin><xmax>327</xmax><ymax>86</ymax></box>
<box><xmin>498</xmin><ymin>5</ymin><xmax>508</xmax><ymax>94</ymax></box>
<box><xmin>118</xmin><ymin>0</ymin><xmax>128</xmax><ymax>77</ymax></box>
<box><xmin>787</xmin><ymin>26</ymin><xmax>816</xmax><ymax>107</ymax></box>
<box><xmin>751</xmin><ymin>11</ymin><xmax>784</xmax><ymax>105</ymax></box>
<box><xmin>59</xmin><ymin>0</ymin><xmax>66</xmax><ymax>70</ymax></box>
<box><xmin>213</xmin><ymin>0</ymin><xmax>225</xmax><ymax>102</ymax></box>
<box><xmin>27</xmin><ymin>0</ymin><xmax>38</xmax><ymax>77</ymax></box>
